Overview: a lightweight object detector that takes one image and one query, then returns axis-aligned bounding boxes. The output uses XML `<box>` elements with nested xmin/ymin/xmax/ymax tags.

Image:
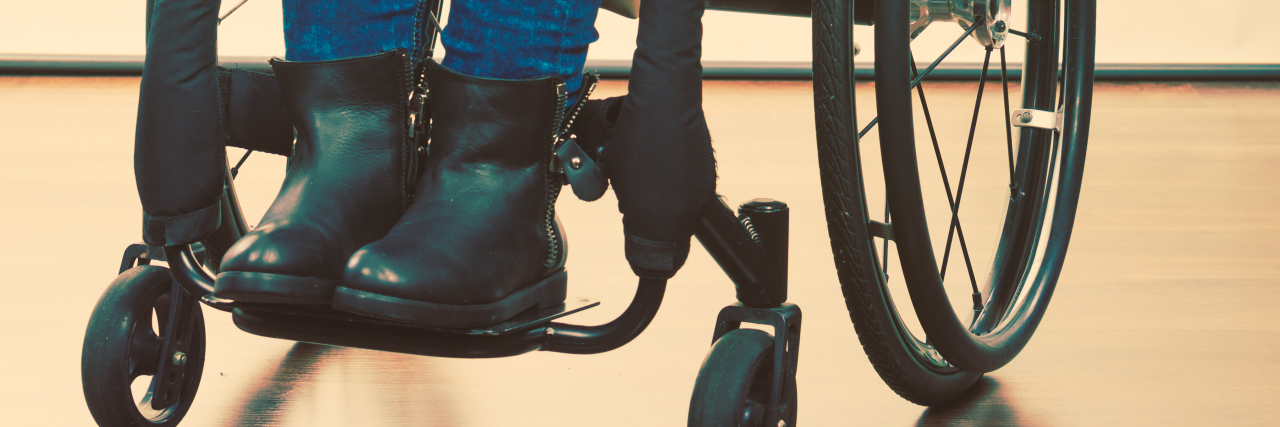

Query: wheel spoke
<box><xmin>1000</xmin><ymin>47</ymin><xmax>1017</xmax><ymax>188</ymax></box>
<box><xmin>230</xmin><ymin>149</ymin><xmax>252</xmax><ymax>178</ymax></box>
<box><xmin>956</xmin><ymin>225</ymin><xmax>983</xmax><ymax>315</ymax></box>
<box><xmin>909</xmin><ymin>53</ymin><xmax>958</xmax><ymax>215</ymax></box>
<box><xmin>939</xmin><ymin>47</ymin><xmax>991</xmax><ymax>306</ymax></box>
<box><xmin>858</xmin><ymin>117</ymin><xmax>879</xmax><ymax>140</ymax></box>
<box><xmin>909</xmin><ymin>51</ymin><xmax>976</xmax><ymax>289</ymax></box>
<box><xmin>908</xmin><ymin>17</ymin><xmax>985</xmax><ymax>91</ymax></box>
<box><xmin>1007</xmin><ymin>28</ymin><xmax>1041</xmax><ymax>42</ymax></box>
<box><xmin>906</xmin><ymin>45</ymin><xmax>984</xmax><ymax>312</ymax></box>
<box><xmin>217</xmin><ymin>0</ymin><xmax>251</xmax><ymax>24</ymax></box>
<box><xmin>858</xmin><ymin>18</ymin><xmax>986</xmax><ymax>140</ymax></box>
<box><xmin>1057</xmin><ymin>27</ymin><xmax>1069</xmax><ymax>110</ymax></box>
<box><xmin>909</xmin><ymin>54</ymin><xmax>947</xmax><ymax>192</ymax></box>
<box><xmin>881</xmin><ymin>200</ymin><xmax>891</xmax><ymax>280</ymax></box>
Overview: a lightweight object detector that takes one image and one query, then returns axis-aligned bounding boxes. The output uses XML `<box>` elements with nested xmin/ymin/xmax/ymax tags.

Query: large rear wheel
<box><xmin>811</xmin><ymin>0</ymin><xmax>1095</xmax><ymax>404</ymax></box>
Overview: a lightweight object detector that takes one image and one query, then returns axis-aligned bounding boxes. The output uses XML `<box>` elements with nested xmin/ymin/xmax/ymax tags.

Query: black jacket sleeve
<box><xmin>607</xmin><ymin>0</ymin><xmax>717</xmax><ymax>279</ymax></box>
<box><xmin>134</xmin><ymin>0</ymin><xmax>225</xmax><ymax>246</ymax></box>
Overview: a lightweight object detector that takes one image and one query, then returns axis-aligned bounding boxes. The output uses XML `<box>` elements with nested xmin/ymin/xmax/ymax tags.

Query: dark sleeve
<box><xmin>134</xmin><ymin>0</ymin><xmax>225</xmax><ymax>246</ymax></box>
<box><xmin>607</xmin><ymin>0</ymin><xmax>717</xmax><ymax>279</ymax></box>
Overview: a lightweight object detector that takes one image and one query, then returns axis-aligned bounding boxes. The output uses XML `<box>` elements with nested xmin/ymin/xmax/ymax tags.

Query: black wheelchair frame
<box><xmin>100</xmin><ymin>2</ymin><xmax>821</xmax><ymax>425</ymax></box>
<box><xmin>114</xmin><ymin>168</ymin><xmax>803</xmax><ymax>424</ymax></box>
<box><xmin>84</xmin><ymin>0</ymin><xmax>1095</xmax><ymax>424</ymax></box>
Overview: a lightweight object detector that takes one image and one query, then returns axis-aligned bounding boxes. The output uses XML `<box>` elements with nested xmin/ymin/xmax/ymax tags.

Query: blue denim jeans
<box><xmin>283</xmin><ymin>0</ymin><xmax>602</xmax><ymax>98</ymax></box>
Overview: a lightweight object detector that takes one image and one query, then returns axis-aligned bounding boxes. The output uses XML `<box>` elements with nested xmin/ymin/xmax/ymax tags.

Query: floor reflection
<box><xmin>220</xmin><ymin>342</ymin><xmax>461</xmax><ymax>426</ymax></box>
<box><xmin>222</xmin><ymin>343</ymin><xmax>336</xmax><ymax>425</ymax></box>
<box><xmin>916</xmin><ymin>377</ymin><xmax>1034</xmax><ymax>427</ymax></box>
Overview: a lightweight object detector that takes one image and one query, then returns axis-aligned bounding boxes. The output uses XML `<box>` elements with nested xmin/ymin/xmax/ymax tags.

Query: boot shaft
<box><xmin>425</xmin><ymin>61</ymin><xmax>564</xmax><ymax>170</ymax></box>
<box><xmin>271</xmin><ymin>50</ymin><xmax>411</xmax><ymax>170</ymax></box>
<box><xmin>270</xmin><ymin>50</ymin><xmax>414</xmax><ymax>210</ymax></box>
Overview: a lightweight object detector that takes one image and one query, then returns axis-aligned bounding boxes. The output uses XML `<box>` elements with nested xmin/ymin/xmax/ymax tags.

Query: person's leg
<box><xmin>282</xmin><ymin>0</ymin><xmax>603</xmax><ymax>100</ymax></box>
<box><xmin>440</xmin><ymin>0</ymin><xmax>604</xmax><ymax>101</ymax></box>
<box><xmin>215</xmin><ymin>0</ymin><xmax>427</xmax><ymax>304</ymax></box>
<box><xmin>282</xmin><ymin>0</ymin><xmax>424</xmax><ymax>62</ymax></box>
<box><xmin>220</xmin><ymin>0</ymin><xmax>607</xmax><ymax>311</ymax></box>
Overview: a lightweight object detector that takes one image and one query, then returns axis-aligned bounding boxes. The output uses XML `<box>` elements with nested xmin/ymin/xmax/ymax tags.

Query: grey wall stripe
<box><xmin>2</xmin><ymin>54</ymin><xmax>1278</xmax><ymax>81</ymax></box>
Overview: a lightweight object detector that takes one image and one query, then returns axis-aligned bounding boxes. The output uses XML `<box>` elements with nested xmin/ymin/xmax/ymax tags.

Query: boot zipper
<box><xmin>542</xmin><ymin>74</ymin><xmax>601</xmax><ymax>268</ymax></box>
<box><xmin>548</xmin><ymin>73</ymin><xmax>600</xmax><ymax>175</ymax></box>
<box><xmin>543</xmin><ymin>171</ymin><xmax>564</xmax><ymax>269</ymax></box>
<box><xmin>406</xmin><ymin>50</ymin><xmax>431</xmax><ymax>207</ymax></box>
<box><xmin>543</xmin><ymin>82</ymin><xmax>569</xmax><ymax>269</ymax></box>
<box><xmin>553</xmin><ymin>83</ymin><xmax>568</xmax><ymax>145</ymax></box>
<box><xmin>558</xmin><ymin>72</ymin><xmax>599</xmax><ymax>140</ymax></box>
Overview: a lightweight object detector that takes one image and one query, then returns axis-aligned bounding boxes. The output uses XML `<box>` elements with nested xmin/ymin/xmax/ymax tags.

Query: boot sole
<box><xmin>214</xmin><ymin>271</ymin><xmax>337</xmax><ymax>306</ymax></box>
<box><xmin>330</xmin><ymin>270</ymin><xmax>568</xmax><ymax>329</ymax></box>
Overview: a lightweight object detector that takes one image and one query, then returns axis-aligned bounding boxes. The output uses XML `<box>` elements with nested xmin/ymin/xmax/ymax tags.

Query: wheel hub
<box><xmin>909</xmin><ymin>0</ymin><xmax>1011</xmax><ymax>48</ymax></box>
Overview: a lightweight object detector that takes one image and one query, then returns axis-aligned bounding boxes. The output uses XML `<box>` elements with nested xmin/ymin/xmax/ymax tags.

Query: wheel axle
<box><xmin>909</xmin><ymin>0</ymin><xmax>1012</xmax><ymax>48</ymax></box>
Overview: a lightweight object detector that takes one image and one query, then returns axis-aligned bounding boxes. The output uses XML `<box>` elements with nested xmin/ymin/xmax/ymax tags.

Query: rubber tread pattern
<box><xmin>810</xmin><ymin>0</ymin><xmax>980</xmax><ymax>406</ymax></box>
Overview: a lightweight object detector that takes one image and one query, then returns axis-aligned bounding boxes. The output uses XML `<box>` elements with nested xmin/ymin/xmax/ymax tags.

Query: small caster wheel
<box><xmin>82</xmin><ymin>265</ymin><xmax>206</xmax><ymax>426</ymax></box>
<box><xmin>689</xmin><ymin>329</ymin><xmax>797</xmax><ymax>426</ymax></box>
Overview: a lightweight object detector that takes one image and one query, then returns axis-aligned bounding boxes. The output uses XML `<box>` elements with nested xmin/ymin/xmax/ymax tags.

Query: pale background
<box><xmin>1</xmin><ymin>0</ymin><xmax>1278</xmax><ymax>65</ymax></box>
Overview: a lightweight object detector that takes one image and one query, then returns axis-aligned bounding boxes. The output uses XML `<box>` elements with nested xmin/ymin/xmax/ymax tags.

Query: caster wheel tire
<box><xmin>82</xmin><ymin>265</ymin><xmax>206</xmax><ymax>426</ymax></box>
<box><xmin>689</xmin><ymin>329</ymin><xmax>797</xmax><ymax>427</ymax></box>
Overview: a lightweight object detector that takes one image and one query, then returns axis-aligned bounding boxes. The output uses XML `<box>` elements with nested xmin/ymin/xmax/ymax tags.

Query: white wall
<box><xmin>1</xmin><ymin>0</ymin><xmax>1276</xmax><ymax>64</ymax></box>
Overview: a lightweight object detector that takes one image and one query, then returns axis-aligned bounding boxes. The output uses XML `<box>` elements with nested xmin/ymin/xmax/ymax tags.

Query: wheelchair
<box><xmin>80</xmin><ymin>0</ymin><xmax>1095</xmax><ymax>425</ymax></box>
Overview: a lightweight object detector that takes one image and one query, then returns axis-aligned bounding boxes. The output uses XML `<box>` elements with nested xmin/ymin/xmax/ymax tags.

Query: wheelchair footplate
<box><xmin>207</xmin><ymin>296</ymin><xmax>598</xmax><ymax>336</ymax></box>
<box><xmin>204</xmin><ymin>294</ymin><xmax>599</xmax><ymax>358</ymax></box>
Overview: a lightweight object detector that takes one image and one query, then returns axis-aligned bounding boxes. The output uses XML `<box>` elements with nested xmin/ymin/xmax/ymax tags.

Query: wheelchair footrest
<box><xmin>226</xmin><ymin>298</ymin><xmax>598</xmax><ymax>358</ymax></box>
<box><xmin>216</xmin><ymin>296</ymin><xmax>598</xmax><ymax>335</ymax></box>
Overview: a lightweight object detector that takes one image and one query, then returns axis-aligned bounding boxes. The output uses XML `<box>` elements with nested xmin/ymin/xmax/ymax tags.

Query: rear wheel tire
<box><xmin>811</xmin><ymin>0</ymin><xmax>981</xmax><ymax>406</ymax></box>
<box><xmin>810</xmin><ymin>0</ymin><xmax>1095</xmax><ymax>404</ymax></box>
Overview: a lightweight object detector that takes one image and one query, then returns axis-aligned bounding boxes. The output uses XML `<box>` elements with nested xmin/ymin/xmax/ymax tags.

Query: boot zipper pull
<box><xmin>556</xmin><ymin>136</ymin><xmax>608</xmax><ymax>201</ymax></box>
<box><xmin>550</xmin><ymin>73</ymin><xmax>599</xmax><ymax>172</ymax></box>
<box><xmin>550</xmin><ymin>81</ymin><xmax>568</xmax><ymax>173</ymax></box>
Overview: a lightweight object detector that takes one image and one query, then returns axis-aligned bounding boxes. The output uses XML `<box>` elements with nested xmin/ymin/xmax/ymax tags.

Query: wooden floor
<box><xmin>1</xmin><ymin>76</ymin><xmax>1277</xmax><ymax>426</ymax></box>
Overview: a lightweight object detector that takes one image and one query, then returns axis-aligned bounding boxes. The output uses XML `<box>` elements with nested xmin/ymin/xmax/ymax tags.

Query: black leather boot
<box><xmin>332</xmin><ymin>61</ymin><xmax>568</xmax><ymax>328</ymax></box>
<box><xmin>214</xmin><ymin>50</ymin><xmax>414</xmax><ymax>305</ymax></box>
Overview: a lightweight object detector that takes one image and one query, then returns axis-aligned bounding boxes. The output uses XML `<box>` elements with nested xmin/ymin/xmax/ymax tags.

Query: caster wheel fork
<box><xmin>690</xmin><ymin>303</ymin><xmax>801</xmax><ymax>427</ymax></box>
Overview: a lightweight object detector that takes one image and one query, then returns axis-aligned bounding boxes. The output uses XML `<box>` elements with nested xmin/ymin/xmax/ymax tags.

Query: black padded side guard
<box><xmin>136</xmin><ymin>0</ymin><xmax>296</xmax><ymax>246</ymax></box>
<box><xmin>135</xmin><ymin>0</ymin><xmax>224</xmax><ymax>247</ymax></box>
<box><xmin>571</xmin><ymin>96</ymin><xmax>623</xmax><ymax>157</ymax></box>
<box><xmin>218</xmin><ymin>67</ymin><xmax>294</xmax><ymax>157</ymax></box>
<box><xmin>606</xmin><ymin>0</ymin><xmax>717</xmax><ymax>279</ymax></box>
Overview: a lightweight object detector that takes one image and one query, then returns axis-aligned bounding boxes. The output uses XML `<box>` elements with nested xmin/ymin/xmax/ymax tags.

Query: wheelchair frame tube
<box><xmin>163</xmin><ymin>167</ymin><xmax>245</xmax><ymax>299</ymax></box>
<box><xmin>694</xmin><ymin>197</ymin><xmax>766</xmax><ymax>292</ymax></box>
<box><xmin>542</xmin><ymin>278</ymin><xmax>668</xmax><ymax>354</ymax></box>
<box><xmin>707</xmin><ymin>0</ymin><xmax>875</xmax><ymax>24</ymax></box>
<box><xmin>164</xmin><ymin>244</ymin><xmax>217</xmax><ymax>297</ymax></box>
